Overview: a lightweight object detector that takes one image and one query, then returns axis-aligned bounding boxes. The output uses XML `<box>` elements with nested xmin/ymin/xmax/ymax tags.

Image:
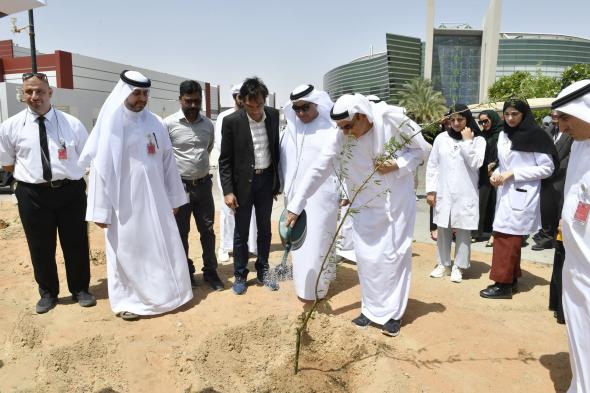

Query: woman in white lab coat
<box><xmin>480</xmin><ymin>99</ymin><xmax>557</xmax><ymax>299</ymax></box>
<box><xmin>426</xmin><ymin>104</ymin><xmax>486</xmax><ymax>283</ymax></box>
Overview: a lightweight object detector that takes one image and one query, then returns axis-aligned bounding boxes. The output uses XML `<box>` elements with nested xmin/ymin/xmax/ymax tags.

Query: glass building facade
<box><xmin>431</xmin><ymin>29</ymin><xmax>482</xmax><ymax>105</ymax></box>
<box><xmin>324</xmin><ymin>34</ymin><xmax>422</xmax><ymax>104</ymax></box>
<box><xmin>497</xmin><ymin>33</ymin><xmax>590</xmax><ymax>78</ymax></box>
<box><xmin>386</xmin><ymin>33</ymin><xmax>423</xmax><ymax>103</ymax></box>
<box><xmin>323</xmin><ymin>52</ymin><xmax>389</xmax><ymax>102</ymax></box>
<box><xmin>323</xmin><ymin>31</ymin><xmax>590</xmax><ymax>107</ymax></box>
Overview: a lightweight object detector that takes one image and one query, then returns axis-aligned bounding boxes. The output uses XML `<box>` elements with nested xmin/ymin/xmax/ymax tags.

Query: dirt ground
<box><xmin>0</xmin><ymin>199</ymin><xmax>572</xmax><ymax>393</ymax></box>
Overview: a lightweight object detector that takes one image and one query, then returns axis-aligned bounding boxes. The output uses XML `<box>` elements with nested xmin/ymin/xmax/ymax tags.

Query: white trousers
<box><xmin>436</xmin><ymin>226</ymin><xmax>471</xmax><ymax>269</ymax></box>
<box><xmin>216</xmin><ymin>172</ymin><xmax>257</xmax><ymax>253</ymax></box>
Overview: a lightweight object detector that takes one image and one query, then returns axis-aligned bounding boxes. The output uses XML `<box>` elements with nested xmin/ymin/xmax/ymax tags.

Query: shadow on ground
<box><xmin>539</xmin><ymin>352</ymin><xmax>572</xmax><ymax>393</ymax></box>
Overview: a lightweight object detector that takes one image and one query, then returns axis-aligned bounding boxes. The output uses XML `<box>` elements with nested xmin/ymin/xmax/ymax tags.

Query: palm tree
<box><xmin>397</xmin><ymin>78</ymin><xmax>447</xmax><ymax>126</ymax></box>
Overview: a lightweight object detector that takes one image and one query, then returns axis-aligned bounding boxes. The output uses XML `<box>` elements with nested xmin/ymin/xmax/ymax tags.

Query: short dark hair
<box><xmin>240</xmin><ymin>77</ymin><xmax>268</xmax><ymax>101</ymax></box>
<box><xmin>179</xmin><ymin>80</ymin><xmax>202</xmax><ymax>97</ymax></box>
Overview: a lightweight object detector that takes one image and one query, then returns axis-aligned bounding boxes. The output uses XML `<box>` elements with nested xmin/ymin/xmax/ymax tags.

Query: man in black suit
<box><xmin>219</xmin><ymin>77</ymin><xmax>280</xmax><ymax>295</ymax></box>
<box><xmin>533</xmin><ymin>110</ymin><xmax>573</xmax><ymax>250</ymax></box>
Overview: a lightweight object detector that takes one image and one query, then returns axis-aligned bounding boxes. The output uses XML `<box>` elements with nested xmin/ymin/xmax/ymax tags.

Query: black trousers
<box><xmin>233</xmin><ymin>170</ymin><xmax>273</xmax><ymax>278</ymax></box>
<box><xmin>475</xmin><ymin>183</ymin><xmax>496</xmax><ymax>238</ymax></box>
<box><xmin>538</xmin><ymin>183</ymin><xmax>562</xmax><ymax>243</ymax></box>
<box><xmin>15</xmin><ymin>179</ymin><xmax>90</xmax><ymax>298</ymax></box>
<box><xmin>175</xmin><ymin>175</ymin><xmax>218</xmax><ymax>276</ymax></box>
<box><xmin>549</xmin><ymin>241</ymin><xmax>565</xmax><ymax>322</ymax></box>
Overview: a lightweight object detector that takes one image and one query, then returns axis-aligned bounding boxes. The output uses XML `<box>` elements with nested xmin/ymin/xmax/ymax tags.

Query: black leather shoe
<box><xmin>480</xmin><ymin>283</ymin><xmax>512</xmax><ymax>299</ymax></box>
<box><xmin>204</xmin><ymin>272</ymin><xmax>225</xmax><ymax>291</ymax></box>
<box><xmin>532</xmin><ymin>240</ymin><xmax>554</xmax><ymax>251</ymax></box>
<box><xmin>381</xmin><ymin>319</ymin><xmax>401</xmax><ymax>337</ymax></box>
<box><xmin>512</xmin><ymin>278</ymin><xmax>519</xmax><ymax>294</ymax></box>
<box><xmin>36</xmin><ymin>297</ymin><xmax>57</xmax><ymax>314</ymax></box>
<box><xmin>352</xmin><ymin>313</ymin><xmax>371</xmax><ymax>328</ymax></box>
<box><xmin>72</xmin><ymin>291</ymin><xmax>97</xmax><ymax>307</ymax></box>
<box><xmin>189</xmin><ymin>274</ymin><xmax>198</xmax><ymax>288</ymax></box>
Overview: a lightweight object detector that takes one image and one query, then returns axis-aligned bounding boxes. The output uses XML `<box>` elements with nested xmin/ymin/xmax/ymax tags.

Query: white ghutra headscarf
<box><xmin>78</xmin><ymin>70</ymin><xmax>152</xmax><ymax>210</ymax></box>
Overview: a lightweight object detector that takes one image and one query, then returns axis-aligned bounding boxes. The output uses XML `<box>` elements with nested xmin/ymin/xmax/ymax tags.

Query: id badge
<box><xmin>147</xmin><ymin>134</ymin><xmax>157</xmax><ymax>155</ymax></box>
<box><xmin>58</xmin><ymin>147</ymin><xmax>68</xmax><ymax>160</ymax></box>
<box><xmin>573</xmin><ymin>201</ymin><xmax>590</xmax><ymax>224</ymax></box>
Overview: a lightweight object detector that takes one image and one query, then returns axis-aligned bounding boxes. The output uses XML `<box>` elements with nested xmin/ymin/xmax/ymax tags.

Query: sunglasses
<box><xmin>478</xmin><ymin>119</ymin><xmax>490</xmax><ymax>126</ymax></box>
<box><xmin>292</xmin><ymin>103</ymin><xmax>311</xmax><ymax>113</ymax></box>
<box><xmin>22</xmin><ymin>72</ymin><xmax>48</xmax><ymax>81</ymax></box>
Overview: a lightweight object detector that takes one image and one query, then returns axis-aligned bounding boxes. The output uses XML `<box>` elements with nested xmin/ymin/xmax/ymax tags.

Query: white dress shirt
<box><xmin>247</xmin><ymin>111</ymin><xmax>271</xmax><ymax>170</ymax></box>
<box><xmin>0</xmin><ymin>107</ymin><xmax>88</xmax><ymax>183</ymax></box>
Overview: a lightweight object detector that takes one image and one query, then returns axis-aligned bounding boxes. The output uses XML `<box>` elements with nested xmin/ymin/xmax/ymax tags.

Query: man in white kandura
<box><xmin>79</xmin><ymin>70</ymin><xmax>193</xmax><ymax>321</ymax></box>
<box><xmin>286</xmin><ymin>94</ymin><xmax>430</xmax><ymax>336</ymax></box>
<box><xmin>279</xmin><ymin>84</ymin><xmax>340</xmax><ymax>300</ymax></box>
<box><xmin>214</xmin><ymin>84</ymin><xmax>257</xmax><ymax>262</ymax></box>
<box><xmin>552</xmin><ymin>79</ymin><xmax>590</xmax><ymax>393</ymax></box>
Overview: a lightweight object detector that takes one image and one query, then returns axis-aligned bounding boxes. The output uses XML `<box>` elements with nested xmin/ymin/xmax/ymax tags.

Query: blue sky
<box><xmin>1</xmin><ymin>0</ymin><xmax>589</xmax><ymax>107</ymax></box>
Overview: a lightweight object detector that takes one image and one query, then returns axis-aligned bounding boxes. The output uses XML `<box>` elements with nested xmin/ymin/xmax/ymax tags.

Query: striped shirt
<box><xmin>247</xmin><ymin>111</ymin><xmax>271</xmax><ymax>170</ymax></box>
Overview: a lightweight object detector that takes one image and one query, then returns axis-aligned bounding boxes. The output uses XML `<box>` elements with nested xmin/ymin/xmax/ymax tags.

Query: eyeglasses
<box><xmin>22</xmin><ymin>72</ymin><xmax>48</xmax><ymax>81</ymax></box>
<box><xmin>478</xmin><ymin>119</ymin><xmax>490</xmax><ymax>126</ymax></box>
<box><xmin>292</xmin><ymin>103</ymin><xmax>310</xmax><ymax>113</ymax></box>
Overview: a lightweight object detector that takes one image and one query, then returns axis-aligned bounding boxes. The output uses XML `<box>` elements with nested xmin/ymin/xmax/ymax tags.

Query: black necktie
<box><xmin>38</xmin><ymin>116</ymin><xmax>52</xmax><ymax>181</ymax></box>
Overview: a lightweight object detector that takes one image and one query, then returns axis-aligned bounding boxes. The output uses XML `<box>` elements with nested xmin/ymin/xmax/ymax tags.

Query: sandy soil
<box><xmin>0</xmin><ymin>199</ymin><xmax>571</xmax><ymax>393</ymax></box>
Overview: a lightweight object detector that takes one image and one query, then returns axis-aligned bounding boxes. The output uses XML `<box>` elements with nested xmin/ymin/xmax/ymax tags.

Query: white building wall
<box><xmin>1</xmin><ymin>52</ymin><xmax>220</xmax><ymax>129</ymax></box>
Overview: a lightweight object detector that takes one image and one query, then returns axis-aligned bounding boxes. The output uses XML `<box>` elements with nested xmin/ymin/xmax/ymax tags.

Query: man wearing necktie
<box><xmin>0</xmin><ymin>73</ymin><xmax>95</xmax><ymax>314</ymax></box>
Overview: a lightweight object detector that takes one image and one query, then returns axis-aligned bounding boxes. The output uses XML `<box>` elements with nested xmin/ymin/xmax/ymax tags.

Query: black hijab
<box><xmin>502</xmin><ymin>99</ymin><xmax>559</xmax><ymax>172</ymax></box>
<box><xmin>446</xmin><ymin>104</ymin><xmax>481</xmax><ymax>140</ymax></box>
<box><xmin>479</xmin><ymin>110</ymin><xmax>502</xmax><ymax>161</ymax></box>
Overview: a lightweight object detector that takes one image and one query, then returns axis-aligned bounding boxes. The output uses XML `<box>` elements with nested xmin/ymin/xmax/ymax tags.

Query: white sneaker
<box><xmin>450</xmin><ymin>265</ymin><xmax>463</xmax><ymax>283</ymax></box>
<box><xmin>218</xmin><ymin>248</ymin><xmax>230</xmax><ymax>263</ymax></box>
<box><xmin>430</xmin><ymin>264</ymin><xmax>450</xmax><ymax>278</ymax></box>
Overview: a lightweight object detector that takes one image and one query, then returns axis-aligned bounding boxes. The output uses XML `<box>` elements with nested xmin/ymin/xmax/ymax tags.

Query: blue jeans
<box><xmin>233</xmin><ymin>170</ymin><xmax>273</xmax><ymax>278</ymax></box>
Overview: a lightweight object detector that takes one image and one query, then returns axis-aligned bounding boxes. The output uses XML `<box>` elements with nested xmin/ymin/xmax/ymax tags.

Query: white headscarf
<box><xmin>282</xmin><ymin>84</ymin><xmax>334</xmax><ymax>128</ymax></box>
<box><xmin>230</xmin><ymin>83</ymin><xmax>242</xmax><ymax>95</ymax></box>
<box><xmin>553</xmin><ymin>79</ymin><xmax>590</xmax><ymax>125</ymax></box>
<box><xmin>78</xmin><ymin>70</ymin><xmax>152</xmax><ymax>210</ymax></box>
<box><xmin>331</xmin><ymin>94</ymin><xmax>430</xmax><ymax>158</ymax></box>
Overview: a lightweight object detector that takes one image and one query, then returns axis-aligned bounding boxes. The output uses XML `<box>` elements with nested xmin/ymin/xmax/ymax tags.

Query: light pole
<box><xmin>10</xmin><ymin>9</ymin><xmax>38</xmax><ymax>73</ymax></box>
<box><xmin>28</xmin><ymin>10</ymin><xmax>37</xmax><ymax>73</ymax></box>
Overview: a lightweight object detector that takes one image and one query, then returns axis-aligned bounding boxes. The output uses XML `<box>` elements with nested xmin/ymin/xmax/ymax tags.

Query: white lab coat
<box><xmin>86</xmin><ymin>110</ymin><xmax>193</xmax><ymax>315</ymax></box>
<box><xmin>561</xmin><ymin>139</ymin><xmax>590</xmax><ymax>393</ymax></box>
<box><xmin>492</xmin><ymin>132</ymin><xmax>554</xmax><ymax>235</ymax></box>
<box><xmin>425</xmin><ymin>132</ymin><xmax>486</xmax><ymax>230</ymax></box>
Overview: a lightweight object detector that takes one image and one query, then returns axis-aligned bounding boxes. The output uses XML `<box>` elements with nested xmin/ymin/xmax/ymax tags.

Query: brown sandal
<box><xmin>116</xmin><ymin>311</ymin><xmax>139</xmax><ymax>321</ymax></box>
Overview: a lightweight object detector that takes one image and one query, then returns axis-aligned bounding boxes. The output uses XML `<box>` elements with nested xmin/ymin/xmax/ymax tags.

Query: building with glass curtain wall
<box><xmin>324</xmin><ymin>33</ymin><xmax>422</xmax><ymax>104</ymax></box>
<box><xmin>497</xmin><ymin>33</ymin><xmax>590</xmax><ymax>78</ymax></box>
<box><xmin>431</xmin><ymin>29</ymin><xmax>482</xmax><ymax>105</ymax></box>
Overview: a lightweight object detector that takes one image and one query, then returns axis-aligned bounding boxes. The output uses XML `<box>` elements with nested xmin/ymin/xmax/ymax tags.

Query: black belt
<box><xmin>254</xmin><ymin>167</ymin><xmax>272</xmax><ymax>175</ymax></box>
<box><xmin>20</xmin><ymin>178</ymin><xmax>77</xmax><ymax>188</ymax></box>
<box><xmin>182</xmin><ymin>174</ymin><xmax>212</xmax><ymax>186</ymax></box>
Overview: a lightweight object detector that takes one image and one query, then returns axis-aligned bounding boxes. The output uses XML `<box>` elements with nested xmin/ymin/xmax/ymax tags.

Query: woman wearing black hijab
<box><xmin>473</xmin><ymin>110</ymin><xmax>503</xmax><ymax>245</ymax></box>
<box><xmin>426</xmin><ymin>104</ymin><xmax>486</xmax><ymax>283</ymax></box>
<box><xmin>480</xmin><ymin>99</ymin><xmax>558</xmax><ymax>299</ymax></box>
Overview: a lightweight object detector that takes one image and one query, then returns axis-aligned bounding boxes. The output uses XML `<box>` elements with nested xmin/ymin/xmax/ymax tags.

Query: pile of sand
<box><xmin>3</xmin><ymin>313</ymin><xmax>125</xmax><ymax>393</ymax></box>
<box><xmin>0</xmin><ymin>216</ymin><xmax>24</xmax><ymax>240</ymax></box>
<box><xmin>187</xmin><ymin>313</ymin><xmax>407</xmax><ymax>393</ymax></box>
